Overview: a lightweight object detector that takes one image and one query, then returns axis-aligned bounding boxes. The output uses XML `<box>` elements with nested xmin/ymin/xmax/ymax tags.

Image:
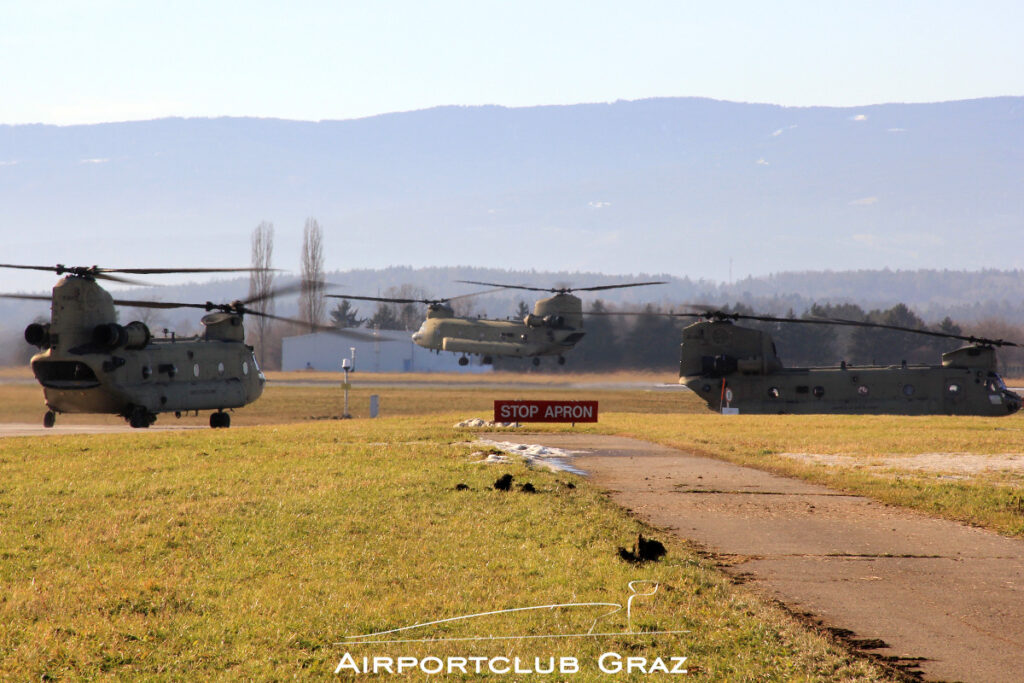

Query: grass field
<box><xmin>2</xmin><ymin>372</ymin><xmax>1022</xmax><ymax>678</ymax></box>
<box><xmin>0</xmin><ymin>418</ymin><xmax>890</xmax><ymax>680</ymax></box>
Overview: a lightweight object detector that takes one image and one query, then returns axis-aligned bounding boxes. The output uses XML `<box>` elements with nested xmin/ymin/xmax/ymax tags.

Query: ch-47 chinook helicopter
<box><xmin>674</xmin><ymin>310</ymin><xmax>1022</xmax><ymax>416</ymax></box>
<box><xmin>0</xmin><ymin>263</ymin><xmax>377</xmax><ymax>429</ymax></box>
<box><xmin>329</xmin><ymin>280</ymin><xmax>665</xmax><ymax>366</ymax></box>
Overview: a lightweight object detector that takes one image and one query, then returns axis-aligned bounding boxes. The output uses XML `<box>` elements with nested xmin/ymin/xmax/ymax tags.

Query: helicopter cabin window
<box><xmin>812</xmin><ymin>386</ymin><xmax>825</xmax><ymax>398</ymax></box>
<box><xmin>796</xmin><ymin>385</ymin><xmax>809</xmax><ymax>394</ymax></box>
<box><xmin>903</xmin><ymin>384</ymin><xmax>915</xmax><ymax>396</ymax></box>
<box><xmin>857</xmin><ymin>385</ymin><xmax>870</xmax><ymax>396</ymax></box>
<box><xmin>141</xmin><ymin>366</ymin><xmax>152</xmax><ymax>380</ymax></box>
<box><xmin>242</xmin><ymin>361</ymin><xmax>249</xmax><ymax>375</ymax></box>
<box><xmin>947</xmin><ymin>382</ymin><xmax>961</xmax><ymax>395</ymax></box>
<box><xmin>193</xmin><ymin>363</ymin><xmax>200</xmax><ymax>378</ymax></box>
<box><xmin>217</xmin><ymin>362</ymin><xmax>225</xmax><ymax>376</ymax></box>
<box><xmin>768</xmin><ymin>387</ymin><xmax>780</xmax><ymax>399</ymax></box>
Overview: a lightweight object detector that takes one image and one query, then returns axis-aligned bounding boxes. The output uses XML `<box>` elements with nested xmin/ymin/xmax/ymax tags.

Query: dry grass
<box><xmin>0</xmin><ymin>419</ymin><xmax>890</xmax><ymax>680</ymax></box>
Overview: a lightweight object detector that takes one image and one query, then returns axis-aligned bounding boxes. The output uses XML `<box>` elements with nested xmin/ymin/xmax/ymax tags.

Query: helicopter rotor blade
<box><xmin>106</xmin><ymin>267</ymin><xmax>277</xmax><ymax>275</ymax></box>
<box><xmin>327</xmin><ymin>288</ymin><xmax>503</xmax><ymax>306</ymax></box>
<box><xmin>456</xmin><ymin>279</ymin><xmax>666</xmax><ymax>294</ymax></box>
<box><xmin>569</xmin><ymin>281</ymin><xmax>668</xmax><ymax>292</ymax></box>
<box><xmin>111</xmin><ymin>298</ymin><xmax>214</xmax><ymax>311</ymax></box>
<box><xmin>805</xmin><ymin>315</ymin><xmax>1021</xmax><ymax>348</ymax></box>
<box><xmin>327</xmin><ymin>293</ymin><xmax>425</xmax><ymax>305</ymax></box>
<box><xmin>455</xmin><ymin>280</ymin><xmax>552</xmax><ymax>293</ymax></box>
<box><xmin>0</xmin><ymin>293</ymin><xmax>54</xmax><ymax>302</ymax></box>
<box><xmin>251</xmin><ymin>310</ymin><xmax>391</xmax><ymax>342</ymax></box>
<box><xmin>240</xmin><ymin>280</ymin><xmax>333</xmax><ymax>307</ymax></box>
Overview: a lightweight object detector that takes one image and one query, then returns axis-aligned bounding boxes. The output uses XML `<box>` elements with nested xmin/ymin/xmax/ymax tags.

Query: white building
<box><xmin>281</xmin><ymin>329</ymin><xmax>492</xmax><ymax>373</ymax></box>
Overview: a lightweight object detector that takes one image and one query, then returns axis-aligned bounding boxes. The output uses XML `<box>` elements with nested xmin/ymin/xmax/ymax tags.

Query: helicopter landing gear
<box><xmin>210</xmin><ymin>411</ymin><xmax>231</xmax><ymax>429</ymax></box>
<box><xmin>43</xmin><ymin>410</ymin><xmax>55</xmax><ymax>428</ymax></box>
<box><xmin>532</xmin><ymin>357</ymin><xmax>541</xmax><ymax>367</ymax></box>
<box><xmin>458</xmin><ymin>356</ymin><xmax>469</xmax><ymax>366</ymax></box>
<box><xmin>557</xmin><ymin>356</ymin><xmax>566</xmax><ymax>366</ymax></box>
<box><xmin>127</xmin><ymin>406</ymin><xmax>155</xmax><ymax>429</ymax></box>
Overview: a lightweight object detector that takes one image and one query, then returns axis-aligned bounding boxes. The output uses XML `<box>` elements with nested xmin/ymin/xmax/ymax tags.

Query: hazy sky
<box><xmin>3</xmin><ymin>0</ymin><xmax>1023</xmax><ymax>125</ymax></box>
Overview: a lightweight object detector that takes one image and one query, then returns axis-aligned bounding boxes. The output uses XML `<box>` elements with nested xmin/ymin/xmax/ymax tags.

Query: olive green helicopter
<box><xmin>672</xmin><ymin>310</ymin><xmax>1022</xmax><ymax>416</ymax></box>
<box><xmin>329</xmin><ymin>279</ymin><xmax>665</xmax><ymax>366</ymax></box>
<box><xmin>0</xmin><ymin>263</ymin><xmax>377</xmax><ymax>428</ymax></box>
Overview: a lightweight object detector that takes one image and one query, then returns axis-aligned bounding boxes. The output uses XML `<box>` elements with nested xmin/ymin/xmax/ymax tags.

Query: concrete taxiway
<box><xmin>528</xmin><ymin>433</ymin><xmax>1024</xmax><ymax>683</ymax></box>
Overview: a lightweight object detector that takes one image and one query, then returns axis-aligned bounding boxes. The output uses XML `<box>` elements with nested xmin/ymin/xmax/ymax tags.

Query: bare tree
<box><xmin>249</xmin><ymin>221</ymin><xmax>275</xmax><ymax>367</ymax></box>
<box><xmin>299</xmin><ymin>217</ymin><xmax>326</xmax><ymax>332</ymax></box>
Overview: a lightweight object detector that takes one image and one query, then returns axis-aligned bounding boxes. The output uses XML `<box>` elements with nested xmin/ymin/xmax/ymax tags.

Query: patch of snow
<box><xmin>454</xmin><ymin>418</ymin><xmax>519</xmax><ymax>428</ymax></box>
<box><xmin>473</xmin><ymin>439</ymin><xmax>589</xmax><ymax>475</ymax></box>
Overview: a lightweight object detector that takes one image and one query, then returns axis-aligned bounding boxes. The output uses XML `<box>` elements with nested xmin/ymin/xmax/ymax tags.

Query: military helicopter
<box><xmin>673</xmin><ymin>310</ymin><xmax>1022</xmax><ymax>416</ymax></box>
<box><xmin>0</xmin><ymin>264</ymin><xmax>377</xmax><ymax>428</ymax></box>
<box><xmin>328</xmin><ymin>280</ymin><xmax>665</xmax><ymax>366</ymax></box>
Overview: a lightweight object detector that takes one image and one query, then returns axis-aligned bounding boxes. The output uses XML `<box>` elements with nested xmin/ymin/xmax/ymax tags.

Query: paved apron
<box><xmin>527</xmin><ymin>433</ymin><xmax>1024</xmax><ymax>683</ymax></box>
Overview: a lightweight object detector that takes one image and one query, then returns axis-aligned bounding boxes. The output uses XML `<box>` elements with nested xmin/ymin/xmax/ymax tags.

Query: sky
<box><xmin>2</xmin><ymin>0</ymin><xmax>1024</xmax><ymax>125</ymax></box>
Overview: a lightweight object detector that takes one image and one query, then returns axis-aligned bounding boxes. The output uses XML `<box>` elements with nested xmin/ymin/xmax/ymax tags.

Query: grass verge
<box><xmin>0</xmin><ymin>417</ymin><xmax>890</xmax><ymax>680</ymax></box>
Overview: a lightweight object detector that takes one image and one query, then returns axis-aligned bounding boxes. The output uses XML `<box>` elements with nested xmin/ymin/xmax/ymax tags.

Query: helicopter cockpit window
<box><xmin>768</xmin><ymin>387</ymin><xmax>780</xmax><ymax>399</ymax></box>
<box><xmin>986</xmin><ymin>374</ymin><xmax>1007</xmax><ymax>392</ymax></box>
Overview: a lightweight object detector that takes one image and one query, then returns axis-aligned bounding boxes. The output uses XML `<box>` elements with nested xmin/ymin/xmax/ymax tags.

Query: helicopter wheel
<box><xmin>43</xmin><ymin>410</ymin><xmax>55</xmax><ymax>428</ymax></box>
<box><xmin>128</xmin><ymin>407</ymin><xmax>154</xmax><ymax>429</ymax></box>
<box><xmin>210</xmin><ymin>411</ymin><xmax>230</xmax><ymax>429</ymax></box>
<box><xmin>482</xmin><ymin>355</ymin><xmax>493</xmax><ymax>365</ymax></box>
<box><xmin>458</xmin><ymin>356</ymin><xmax>469</xmax><ymax>366</ymax></box>
<box><xmin>557</xmin><ymin>356</ymin><xmax>566</xmax><ymax>366</ymax></box>
<box><xmin>532</xmin><ymin>357</ymin><xmax>541</xmax><ymax>367</ymax></box>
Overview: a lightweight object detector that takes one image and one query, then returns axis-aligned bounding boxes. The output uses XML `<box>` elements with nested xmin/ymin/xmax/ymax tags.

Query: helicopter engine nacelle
<box><xmin>24</xmin><ymin>322</ymin><xmax>51</xmax><ymax>348</ymax></box>
<box><xmin>524</xmin><ymin>314</ymin><xmax>543</xmax><ymax>327</ymax></box>
<box><xmin>542</xmin><ymin>314</ymin><xmax>566</xmax><ymax>328</ymax></box>
<box><xmin>93</xmin><ymin>321</ymin><xmax>152</xmax><ymax>350</ymax></box>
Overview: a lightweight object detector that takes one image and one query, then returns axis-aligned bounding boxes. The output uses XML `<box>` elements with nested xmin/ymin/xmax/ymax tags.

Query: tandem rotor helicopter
<box><xmin>0</xmin><ymin>263</ymin><xmax>376</xmax><ymax>429</ymax></box>
<box><xmin>329</xmin><ymin>279</ymin><xmax>666</xmax><ymax>366</ymax></box>
<box><xmin>669</xmin><ymin>309</ymin><xmax>1022</xmax><ymax>417</ymax></box>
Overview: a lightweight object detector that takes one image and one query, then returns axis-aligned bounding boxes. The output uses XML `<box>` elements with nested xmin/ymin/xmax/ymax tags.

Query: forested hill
<box><xmin>2</xmin><ymin>96</ymin><xmax>1022</xmax><ymax>286</ymax></box>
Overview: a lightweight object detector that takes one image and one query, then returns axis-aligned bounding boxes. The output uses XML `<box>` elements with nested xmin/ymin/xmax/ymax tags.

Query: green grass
<box><xmin>0</xmin><ymin>417</ymin><xmax>890</xmax><ymax>680</ymax></box>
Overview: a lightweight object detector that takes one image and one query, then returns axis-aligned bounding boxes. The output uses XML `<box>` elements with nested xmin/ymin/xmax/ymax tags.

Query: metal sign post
<box><xmin>341</xmin><ymin>347</ymin><xmax>355</xmax><ymax>419</ymax></box>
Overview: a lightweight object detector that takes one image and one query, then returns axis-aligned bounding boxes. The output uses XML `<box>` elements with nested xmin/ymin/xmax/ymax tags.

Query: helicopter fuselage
<box><xmin>410</xmin><ymin>293</ymin><xmax>586</xmax><ymax>360</ymax></box>
<box><xmin>24</xmin><ymin>275</ymin><xmax>265</xmax><ymax>427</ymax></box>
<box><xmin>31</xmin><ymin>336</ymin><xmax>264</xmax><ymax>417</ymax></box>
<box><xmin>679</xmin><ymin>320</ymin><xmax>1022</xmax><ymax>416</ymax></box>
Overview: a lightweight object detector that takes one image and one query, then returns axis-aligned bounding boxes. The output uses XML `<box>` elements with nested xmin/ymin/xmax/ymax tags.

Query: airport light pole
<box><xmin>341</xmin><ymin>347</ymin><xmax>355</xmax><ymax>419</ymax></box>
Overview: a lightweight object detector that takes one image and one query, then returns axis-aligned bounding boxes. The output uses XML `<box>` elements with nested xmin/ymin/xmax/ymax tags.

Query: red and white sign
<box><xmin>494</xmin><ymin>400</ymin><xmax>599</xmax><ymax>423</ymax></box>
